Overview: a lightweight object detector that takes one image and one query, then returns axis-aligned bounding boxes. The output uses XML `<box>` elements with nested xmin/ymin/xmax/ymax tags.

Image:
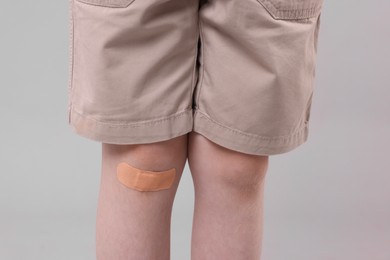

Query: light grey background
<box><xmin>1</xmin><ymin>0</ymin><xmax>389</xmax><ymax>259</ymax></box>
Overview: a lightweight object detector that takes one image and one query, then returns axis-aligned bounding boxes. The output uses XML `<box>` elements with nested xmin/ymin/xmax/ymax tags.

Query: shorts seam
<box><xmin>256</xmin><ymin>0</ymin><xmax>322</xmax><ymax>19</ymax></box>
<box><xmin>71</xmin><ymin>107</ymin><xmax>192</xmax><ymax>128</ymax></box>
<box><xmin>195</xmin><ymin>109</ymin><xmax>307</xmax><ymax>141</ymax></box>
<box><xmin>189</xmin><ymin>22</ymin><xmax>200</xmax><ymax>108</ymax></box>
<box><xmin>195</xmin><ymin>17</ymin><xmax>205</xmax><ymax>109</ymax></box>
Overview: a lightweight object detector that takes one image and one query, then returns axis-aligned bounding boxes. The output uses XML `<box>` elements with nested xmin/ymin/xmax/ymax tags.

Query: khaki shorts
<box><xmin>67</xmin><ymin>0</ymin><xmax>324</xmax><ymax>156</ymax></box>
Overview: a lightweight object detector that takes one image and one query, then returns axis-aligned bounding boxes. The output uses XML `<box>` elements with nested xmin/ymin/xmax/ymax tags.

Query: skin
<box><xmin>96</xmin><ymin>131</ymin><xmax>269</xmax><ymax>260</ymax></box>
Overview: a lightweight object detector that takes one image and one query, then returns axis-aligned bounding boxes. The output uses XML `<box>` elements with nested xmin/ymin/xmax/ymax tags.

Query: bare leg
<box><xmin>96</xmin><ymin>134</ymin><xmax>188</xmax><ymax>260</ymax></box>
<box><xmin>188</xmin><ymin>132</ymin><xmax>269</xmax><ymax>260</ymax></box>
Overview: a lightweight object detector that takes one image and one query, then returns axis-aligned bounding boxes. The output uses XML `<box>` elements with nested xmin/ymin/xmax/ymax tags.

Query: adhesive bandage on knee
<box><xmin>116</xmin><ymin>162</ymin><xmax>176</xmax><ymax>192</ymax></box>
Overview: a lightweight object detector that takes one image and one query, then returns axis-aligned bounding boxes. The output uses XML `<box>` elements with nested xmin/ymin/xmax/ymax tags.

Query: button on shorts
<box><xmin>67</xmin><ymin>0</ymin><xmax>324</xmax><ymax>156</ymax></box>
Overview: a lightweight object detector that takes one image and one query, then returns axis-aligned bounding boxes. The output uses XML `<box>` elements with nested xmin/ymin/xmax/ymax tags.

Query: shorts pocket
<box><xmin>75</xmin><ymin>0</ymin><xmax>135</xmax><ymax>8</ymax></box>
<box><xmin>256</xmin><ymin>0</ymin><xmax>324</xmax><ymax>20</ymax></box>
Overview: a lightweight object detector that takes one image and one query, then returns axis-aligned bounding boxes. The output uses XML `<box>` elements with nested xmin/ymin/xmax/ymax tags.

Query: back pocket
<box><xmin>256</xmin><ymin>0</ymin><xmax>324</xmax><ymax>20</ymax></box>
<box><xmin>76</xmin><ymin>0</ymin><xmax>135</xmax><ymax>8</ymax></box>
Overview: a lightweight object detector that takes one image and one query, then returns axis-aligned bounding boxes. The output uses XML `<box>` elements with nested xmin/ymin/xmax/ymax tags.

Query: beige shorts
<box><xmin>67</xmin><ymin>0</ymin><xmax>324</xmax><ymax>156</ymax></box>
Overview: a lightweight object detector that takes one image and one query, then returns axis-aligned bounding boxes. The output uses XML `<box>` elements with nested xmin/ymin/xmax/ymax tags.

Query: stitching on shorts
<box><xmin>189</xmin><ymin>22</ymin><xmax>200</xmax><ymax>109</ymax></box>
<box><xmin>196</xmin><ymin>109</ymin><xmax>306</xmax><ymax>141</ymax></box>
<box><xmin>275</xmin><ymin>7</ymin><xmax>321</xmax><ymax>19</ymax></box>
<box><xmin>256</xmin><ymin>0</ymin><xmax>322</xmax><ymax>19</ymax></box>
<box><xmin>72</xmin><ymin>107</ymin><xmax>192</xmax><ymax>128</ymax></box>
<box><xmin>195</xmin><ymin>17</ymin><xmax>206</xmax><ymax>109</ymax></box>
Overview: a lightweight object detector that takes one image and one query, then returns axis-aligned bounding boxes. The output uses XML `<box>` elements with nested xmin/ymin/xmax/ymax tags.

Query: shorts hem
<box><xmin>192</xmin><ymin>109</ymin><xmax>309</xmax><ymax>156</ymax></box>
<box><xmin>68</xmin><ymin>107</ymin><xmax>194</xmax><ymax>144</ymax></box>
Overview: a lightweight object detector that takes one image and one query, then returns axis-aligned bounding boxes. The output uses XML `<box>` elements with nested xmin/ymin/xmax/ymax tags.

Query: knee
<box><xmin>218</xmin><ymin>155</ymin><xmax>269</xmax><ymax>192</ymax></box>
<box><xmin>102</xmin><ymin>136</ymin><xmax>187</xmax><ymax>192</ymax></box>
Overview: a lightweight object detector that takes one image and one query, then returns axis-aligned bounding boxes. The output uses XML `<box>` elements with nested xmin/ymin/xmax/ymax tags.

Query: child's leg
<box><xmin>96</xmin><ymin>134</ymin><xmax>188</xmax><ymax>260</ymax></box>
<box><xmin>188</xmin><ymin>132</ymin><xmax>269</xmax><ymax>260</ymax></box>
